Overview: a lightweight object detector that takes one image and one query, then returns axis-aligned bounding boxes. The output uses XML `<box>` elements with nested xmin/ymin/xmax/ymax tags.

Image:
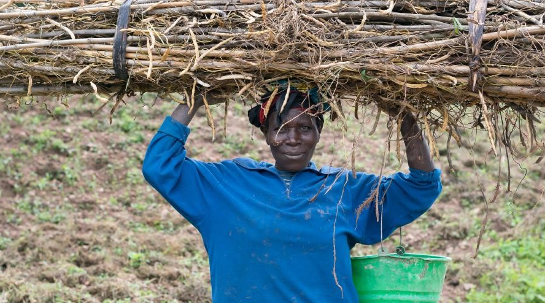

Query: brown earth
<box><xmin>0</xmin><ymin>94</ymin><xmax>543</xmax><ymax>302</ymax></box>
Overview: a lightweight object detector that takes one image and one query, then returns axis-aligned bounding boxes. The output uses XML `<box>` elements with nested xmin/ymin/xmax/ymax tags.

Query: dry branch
<box><xmin>0</xmin><ymin>0</ymin><xmax>543</xmax><ymax>140</ymax></box>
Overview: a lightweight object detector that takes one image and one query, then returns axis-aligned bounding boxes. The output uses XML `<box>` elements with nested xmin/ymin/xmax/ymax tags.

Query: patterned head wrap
<box><xmin>248</xmin><ymin>80</ymin><xmax>330</xmax><ymax>128</ymax></box>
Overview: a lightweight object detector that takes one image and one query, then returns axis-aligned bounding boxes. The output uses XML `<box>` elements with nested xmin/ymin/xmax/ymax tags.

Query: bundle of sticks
<box><xmin>1</xmin><ymin>2</ymin><xmax>543</xmax><ymax>253</ymax></box>
<box><xmin>0</xmin><ymin>1</ymin><xmax>544</xmax><ymax>134</ymax></box>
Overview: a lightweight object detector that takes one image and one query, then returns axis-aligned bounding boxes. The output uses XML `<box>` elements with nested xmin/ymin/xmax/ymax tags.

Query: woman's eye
<box><xmin>301</xmin><ymin>126</ymin><xmax>311</xmax><ymax>131</ymax></box>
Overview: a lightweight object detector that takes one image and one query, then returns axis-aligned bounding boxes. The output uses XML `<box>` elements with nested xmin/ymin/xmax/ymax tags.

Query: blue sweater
<box><xmin>142</xmin><ymin>116</ymin><xmax>442</xmax><ymax>303</ymax></box>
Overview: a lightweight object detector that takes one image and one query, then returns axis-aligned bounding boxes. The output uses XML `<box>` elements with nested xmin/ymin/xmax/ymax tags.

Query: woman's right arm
<box><xmin>142</xmin><ymin>94</ymin><xmax>224</xmax><ymax>225</ymax></box>
<box><xmin>171</xmin><ymin>103</ymin><xmax>197</xmax><ymax>126</ymax></box>
<box><xmin>171</xmin><ymin>92</ymin><xmax>224</xmax><ymax>126</ymax></box>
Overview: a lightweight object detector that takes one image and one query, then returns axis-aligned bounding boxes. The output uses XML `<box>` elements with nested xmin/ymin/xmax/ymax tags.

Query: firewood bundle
<box><xmin>0</xmin><ymin>1</ymin><xmax>544</xmax><ymax>149</ymax></box>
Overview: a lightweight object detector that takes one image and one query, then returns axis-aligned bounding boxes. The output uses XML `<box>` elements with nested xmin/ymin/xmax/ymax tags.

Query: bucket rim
<box><xmin>351</xmin><ymin>253</ymin><xmax>451</xmax><ymax>262</ymax></box>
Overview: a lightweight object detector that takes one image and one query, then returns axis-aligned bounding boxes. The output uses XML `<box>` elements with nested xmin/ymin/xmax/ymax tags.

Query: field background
<box><xmin>1</xmin><ymin>94</ymin><xmax>544</xmax><ymax>302</ymax></box>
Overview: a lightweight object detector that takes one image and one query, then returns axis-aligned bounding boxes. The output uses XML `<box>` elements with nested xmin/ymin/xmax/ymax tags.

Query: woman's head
<box><xmin>248</xmin><ymin>87</ymin><xmax>328</xmax><ymax>172</ymax></box>
<box><xmin>248</xmin><ymin>87</ymin><xmax>326</xmax><ymax>131</ymax></box>
<box><xmin>262</xmin><ymin>107</ymin><xmax>321</xmax><ymax>172</ymax></box>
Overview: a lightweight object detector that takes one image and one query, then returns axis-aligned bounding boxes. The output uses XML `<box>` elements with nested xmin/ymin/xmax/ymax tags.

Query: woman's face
<box><xmin>261</xmin><ymin>109</ymin><xmax>321</xmax><ymax>172</ymax></box>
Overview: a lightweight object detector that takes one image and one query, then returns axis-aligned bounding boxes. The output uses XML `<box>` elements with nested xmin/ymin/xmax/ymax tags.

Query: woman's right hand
<box><xmin>172</xmin><ymin>89</ymin><xmax>226</xmax><ymax>126</ymax></box>
<box><xmin>191</xmin><ymin>89</ymin><xmax>226</xmax><ymax>110</ymax></box>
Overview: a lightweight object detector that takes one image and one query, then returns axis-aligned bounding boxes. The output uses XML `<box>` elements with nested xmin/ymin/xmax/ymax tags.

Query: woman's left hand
<box><xmin>398</xmin><ymin>111</ymin><xmax>436</xmax><ymax>172</ymax></box>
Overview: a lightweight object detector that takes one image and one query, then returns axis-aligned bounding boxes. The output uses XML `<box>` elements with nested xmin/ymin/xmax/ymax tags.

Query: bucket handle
<box><xmin>378</xmin><ymin>198</ymin><xmax>406</xmax><ymax>256</ymax></box>
<box><xmin>395</xmin><ymin>226</ymin><xmax>406</xmax><ymax>255</ymax></box>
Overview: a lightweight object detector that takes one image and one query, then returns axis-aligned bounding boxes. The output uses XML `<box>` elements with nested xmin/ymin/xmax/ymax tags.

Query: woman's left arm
<box><xmin>353</xmin><ymin>112</ymin><xmax>440</xmax><ymax>245</ymax></box>
<box><xmin>399</xmin><ymin>112</ymin><xmax>435</xmax><ymax>172</ymax></box>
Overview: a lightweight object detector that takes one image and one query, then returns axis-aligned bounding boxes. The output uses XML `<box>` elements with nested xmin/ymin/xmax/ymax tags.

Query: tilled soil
<box><xmin>1</xmin><ymin>95</ymin><xmax>543</xmax><ymax>302</ymax></box>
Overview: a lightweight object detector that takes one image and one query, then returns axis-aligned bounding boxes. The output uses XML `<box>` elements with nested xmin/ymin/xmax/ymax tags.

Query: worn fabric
<box><xmin>142</xmin><ymin>116</ymin><xmax>442</xmax><ymax>303</ymax></box>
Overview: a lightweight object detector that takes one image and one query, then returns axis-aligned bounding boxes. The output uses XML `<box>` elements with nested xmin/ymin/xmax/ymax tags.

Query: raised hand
<box><xmin>171</xmin><ymin>89</ymin><xmax>226</xmax><ymax>126</ymax></box>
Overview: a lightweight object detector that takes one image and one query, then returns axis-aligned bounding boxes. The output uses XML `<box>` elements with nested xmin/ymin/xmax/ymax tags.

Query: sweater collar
<box><xmin>232</xmin><ymin>157</ymin><xmax>343</xmax><ymax>175</ymax></box>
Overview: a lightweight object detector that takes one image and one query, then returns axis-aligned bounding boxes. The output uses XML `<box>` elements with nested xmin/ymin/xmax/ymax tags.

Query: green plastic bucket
<box><xmin>351</xmin><ymin>253</ymin><xmax>451</xmax><ymax>303</ymax></box>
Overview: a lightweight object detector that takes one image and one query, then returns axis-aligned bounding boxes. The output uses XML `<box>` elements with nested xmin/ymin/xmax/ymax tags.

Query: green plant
<box><xmin>11</xmin><ymin>144</ymin><xmax>30</xmax><ymax>159</ymax></box>
<box><xmin>0</xmin><ymin>119</ymin><xmax>10</xmax><ymax>136</ymax></box>
<box><xmin>218</xmin><ymin>135</ymin><xmax>251</xmax><ymax>158</ymax></box>
<box><xmin>0</xmin><ymin>236</ymin><xmax>12</xmax><ymax>250</ymax></box>
<box><xmin>66</xmin><ymin>264</ymin><xmax>87</xmax><ymax>275</ymax></box>
<box><xmin>467</xmin><ymin>235</ymin><xmax>545</xmax><ymax>302</ymax></box>
<box><xmin>53</xmin><ymin>106</ymin><xmax>69</xmax><ymax>117</ymax></box>
<box><xmin>37</xmin><ymin>209</ymin><xmax>66</xmax><ymax>224</ymax></box>
<box><xmin>103</xmin><ymin>298</ymin><xmax>132</xmax><ymax>303</ymax></box>
<box><xmin>126</xmin><ymin>167</ymin><xmax>144</xmax><ymax>185</ymax></box>
<box><xmin>51</xmin><ymin>138</ymin><xmax>69</xmax><ymax>154</ymax></box>
<box><xmin>127</xmin><ymin>132</ymin><xmax>145</xmax><ymax>144</ymax></box>
<box><xmin>129</xmin><ymin>221</ymin><xmax>153</xmax><ymax>233</ymax></box>
<box><xmin>154</xmin><ymin>221</ymin><xmax>178</xmax><ymax>234</ymax></box>
<box><xmin>115</xmin><ymin>109</ymin><xmax>140</xmax><ymax>134</ymax></box>
<box><xmin>0</xmin><ymin>156</ymin><xmax>12</xmax><ymax>173</ymax></box>
<box><xmin>6</xmin><ymin>213</ymin><xmax>22</xmax><ymax>225</ymax></box>
<box><xmin>60</xmin><ymin>164</ymin><xmax>78</xmax><ymax>186</ymax></box>
<box><xmin>81</xmin><ymin>118</ymin><xmax>99</xmax><ymax>131</ymax></box>
<box><xmin>16</xmin><ymin>196</ymin><xmax>41</xmax><ymax>213</ymax></box>
<box><xmin>29</xmin><ymin>129</ymin><xmax>57</xmax><ymax>151</ymax></box>
<box><xmin>109</xmin><ymin>196</ymin><xmax>119</xmax><ymax>205</ymax></box>
<box><xmin>33</xmin><ymin>173</ymin><xmax>53</xmax><ymax>190</ymax></box>
<box><xmin>130</xmin><ymin>202</ymin><xmax>149</xmax><ymax>213</ymax></box>
<box><xmin>12</xmin><ymin>113</ymin><xmax>25</xmax><ymax>124</ymax></box>
<box><xmin>128</xmin><ymin>251</ymin><xmax>147</xmax><ymax>269</ymax></box>
<box><xmin>29</xmin><ymin>114</ymin><xmax>44</xmax><ymax>126</ymax></box>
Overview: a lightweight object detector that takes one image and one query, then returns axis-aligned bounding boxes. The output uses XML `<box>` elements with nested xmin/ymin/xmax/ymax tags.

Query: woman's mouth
<box><xmin>283</xmin><ymin>153</ymin><xmax>304</xmax><ymax>159</ymax></box>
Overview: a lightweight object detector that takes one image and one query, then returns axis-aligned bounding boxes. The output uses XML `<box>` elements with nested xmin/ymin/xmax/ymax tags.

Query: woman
<box><xmin>142</xmin><ymin>85</ymin><xmax>442</xmax><ymax>302</ymax></box>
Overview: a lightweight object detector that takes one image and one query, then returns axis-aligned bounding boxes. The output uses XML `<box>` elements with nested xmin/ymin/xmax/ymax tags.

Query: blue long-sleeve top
<box><xmin>142</xmin><ymin>116</ymin><xmax>442</xmax><ymax>303</ymax></box>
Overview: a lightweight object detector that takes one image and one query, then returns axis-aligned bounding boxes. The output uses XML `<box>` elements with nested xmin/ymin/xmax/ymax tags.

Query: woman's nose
<box><xmin>285</xmin><ymin>128</ymin><xmax>301</xmax><ymax>145</ymax></box>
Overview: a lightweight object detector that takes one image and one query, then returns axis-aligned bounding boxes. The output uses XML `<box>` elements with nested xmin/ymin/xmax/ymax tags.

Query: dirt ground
<box><xmin>1</xmin><ymin>94</ymin><xmax>543</xmax><ymax>302</ymax></box>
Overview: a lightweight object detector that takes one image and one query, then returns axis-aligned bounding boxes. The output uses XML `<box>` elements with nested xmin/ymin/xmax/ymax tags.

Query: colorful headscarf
<box><xmin>248</xmin><ymin>80</ymin><xmax>330</xmax><ymax>128</ymax></box>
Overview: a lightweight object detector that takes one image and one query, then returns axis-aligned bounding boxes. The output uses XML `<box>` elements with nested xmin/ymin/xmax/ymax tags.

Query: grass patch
<box><xmin>467</xmin><ymin>235</ymin><xmax>545</xmax><ymax>302</ymax></box>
